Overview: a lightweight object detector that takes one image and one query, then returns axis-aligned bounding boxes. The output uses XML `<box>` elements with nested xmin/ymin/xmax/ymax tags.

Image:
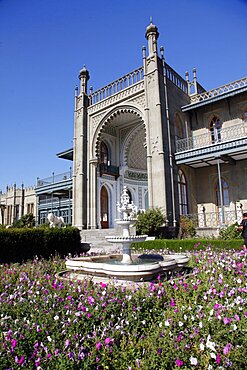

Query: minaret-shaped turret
<box><xmin>143</xmin><ymin>20</ymin><xmax>168</xmax><ymax>217</ymax></box>
<box><xmin>145</xmin><ymin>18</ymin><xmax>159</xmax><ymax>56</ymax></box>
<box><xmin>73</xmin><ymin>65</ymin><xmax>90</xmax><ymax>229</ymax></box>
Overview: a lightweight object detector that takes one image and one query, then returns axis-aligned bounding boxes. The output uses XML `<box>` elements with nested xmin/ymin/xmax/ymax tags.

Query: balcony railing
<box><xmin>89</xmin><ymin>67</ymin><xmax>144</xmax><ymax>105</ymax></box>
<box><xmin>176</xmin><ymin>121</ymin><xmax>247</xmax><ymax>153</ymax></box>
<box><xmin>36</xmin><ymin>170</ymin><xmax>72</xmax><ymax>187</ymax></box>
<box><xmin>182</xmin><ymin>209</ymin><xmax>244</xmax><ymax>228</ymax></box>
<box><xmin>99</xmin><ymin>163</ymin><xmax>119</xmax><ymax>178</ymax></box>
<box><xmin>190</xmin><ymin>76</ymin><xmax>247</xmax><ymax>104</ymax></box>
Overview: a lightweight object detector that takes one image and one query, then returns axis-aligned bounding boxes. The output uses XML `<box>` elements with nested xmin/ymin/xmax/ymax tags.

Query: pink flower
<box><xmin>104</xmin><ymin>337</ymin><xmax>112</xmax><ymax>345</ymax></box>
<box><xmin>175</xmin><ymin>359</ymin><xmax>183</xmax><ymax>367</ymax></box>
<box><xmin>170</xmin><ymin>299</ymin><xmax>175</xmax><ymax>307</ymax></box>
<box><xmin>19</xmin><ymin>356</ymin><xmax>25</xmax><ymax>365</ymax></box>
<box><xmin>216</xmin><ymin>354</ymin><xmax>221</xmax><ymax>364</ymax></box>
<box><xmin>96</xmin><ymin>342</ymin><xmax>102</xmax><ymax>350</ymax></box>
<box><xmin>88</xmin><ymin>296</ymin><xmax>95</xmax><ymax>304</ymax></box>
<box><xmin>11</xmin><ymin>339</ymin><xmax>17</xmax><ymax>351</ymax></box>
<box><xmin>223</xmin><ymin>317</ymin><xmax>230</xmax><ymax>324</ymax></box>
<box><xmin>223</xmin><ymin>343</ymin><xmax>232</xmax><ymax>355</ymax></box>
<box><xmin>100</xmin><ymin>282</ymin><xmax>107</xmax><ymax>288</ymax></box>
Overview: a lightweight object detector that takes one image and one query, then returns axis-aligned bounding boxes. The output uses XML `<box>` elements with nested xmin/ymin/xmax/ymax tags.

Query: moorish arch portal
<box><xmin>90</xmin><ymin>107</ymin><xmax>148</xmax><ymax>229</ymax></box>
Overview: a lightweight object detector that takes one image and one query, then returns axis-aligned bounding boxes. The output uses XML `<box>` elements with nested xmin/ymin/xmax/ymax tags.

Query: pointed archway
<box><xmin>100</xmin><ymin>186</ymin><xmax>109</xmax><ymax>229</ymax></box>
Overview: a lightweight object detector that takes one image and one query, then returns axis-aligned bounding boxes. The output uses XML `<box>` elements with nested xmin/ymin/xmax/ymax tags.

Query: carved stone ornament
<box><xmin>91</xmin><ymin>112</ymin><xmax>108</xmax><ymax>130</ymax></box>
<box><xmin>150</xmin><ymin>136</ymin><xmax>159</xmax><ymax>154</ymax></box>
<box><xmin>129</xmin><ymin>94</ymin><xmax>145</xmax><ymax>108</ymax></box>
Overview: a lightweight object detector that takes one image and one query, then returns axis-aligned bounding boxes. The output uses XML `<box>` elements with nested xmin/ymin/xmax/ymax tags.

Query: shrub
<box><xmin>178</xmin><ymin>215</ymin><xmax>196</xmax><ymax>239</ymax></box>
<box><xmin>131</xmin><ymin>238</ymin><xmax>244</xmax><ymax>252</ymax></box>
<box><xmin>219</xmin><ymin>222</ymin><xmax>242</xmax><ymax>240</ymax></box>
<box><xmin>135</xmin><ymin>208</ymin><xmax>166</xmax><ymax>236</ymax></box>
<box><xmin>0</xmin><ymin>227</ymin><xmax>81</xmax><ymax>263</ymax></box>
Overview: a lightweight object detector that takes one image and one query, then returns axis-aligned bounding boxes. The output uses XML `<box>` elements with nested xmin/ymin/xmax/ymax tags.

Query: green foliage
<box><xmin>178</xmin><ymin>215</ymin><xmax>196</xmax><ymax>239</ymax></box>
<box><xmin>0</xmin><ymin>227</ymin><xmax>81</xmax><ymax>263</ymax></box>
<box><xmin>132</xmin><ymin>238</ymin><xmax>244</xmax><ymax>252</ymax></box>
<box><xmin>219</xmin><ymin>222</ymin><xmax>242</xmax><ymax>240</ymax></box>
<box><xmin>0</xmin><ymin>248</ymin><xmax>247</xmax><ymax>369</ymax></box>
<box><xmin>135</xmin><ymin>208</ymin><xmax>166</xmax><ymax>236</ymax></box>
<box><xmin>12</xmin><ymin>213</ymin><xmax>35</xmax><ymax>228</ymax></box>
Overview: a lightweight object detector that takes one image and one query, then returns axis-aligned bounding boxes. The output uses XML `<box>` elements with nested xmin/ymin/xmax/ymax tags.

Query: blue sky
<box><xmin>0</xmin><ymin>0</ymin><xmax>247</xmax><ymax>191</ymax></box>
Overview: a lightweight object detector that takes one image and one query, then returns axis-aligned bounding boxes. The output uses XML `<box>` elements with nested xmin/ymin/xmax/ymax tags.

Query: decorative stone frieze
<box><xmin>88</xmin><ymin>81</ymin><xmax>144</xmax><ymax>114</ymax></box>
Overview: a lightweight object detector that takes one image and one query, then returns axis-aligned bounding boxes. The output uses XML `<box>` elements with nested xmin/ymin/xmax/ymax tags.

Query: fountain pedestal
<box><xmin>60</xmin><ymin>187</ymin><xmax>189</xmax><ymax>283</ymax></box>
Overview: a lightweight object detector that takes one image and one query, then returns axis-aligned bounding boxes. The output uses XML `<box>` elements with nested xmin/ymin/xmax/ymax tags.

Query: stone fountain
<box><xmin>59</xmin><ymin>187</ymin><xmax>189</xmax><ymax>283</ymax></box>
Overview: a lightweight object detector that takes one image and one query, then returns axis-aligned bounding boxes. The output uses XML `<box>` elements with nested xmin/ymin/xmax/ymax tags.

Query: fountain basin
<box><xmin>65</xmin><ymin>253</ymin><xmax>189</xmax><ymax>282</ymax></box>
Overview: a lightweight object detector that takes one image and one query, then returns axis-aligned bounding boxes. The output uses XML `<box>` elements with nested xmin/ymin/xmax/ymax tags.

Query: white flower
<box><xmin>210</xmin><ymin>352</ymin><xmax>216</xmax><ymax>359</ymax></box>
<box><xmin>54</xmin><ymin>315</ymin><xmax>59</xmax><ymax>321</ymax></box>
<box><xmin>165</xmin><ymin>320</ymin><xmax>170</xmax><ymax>326</ymax></box>
<box><xmin>232</xmin><ymin>324</ymin><xmax>237</xmax><ymax>330</ymax></box>
<box><xmin>178</xmin><ymin>321</ymin><xmax>183</xmax><ymax>327</ymax></box>
<box><xmin>208</xmin><ymin>365</ymin><xmax>213</xmax><ymax>370</ymax></box>
<box><xmin>47</xmin><ymin>336</ymin><xmax>52</xmax><ymax>342</ymax></box>
<box><xmin>206</xmin><ymin>335</ymin><xmax>216</xmax><ymax>352</ymax></box>
<box><xmin>200</xmin><ymin>343</ymin><xmax>205</xmax><ymax>351</ymax></box>
<box><xmin>199</xmin><ymin>321</ymin><xmax>203</xmax><ymax>328</ymax></box>
<box><xmin>184</xmin><ymin>314</ymin><xmax>187</xmax><ymax>321</ymax></box>
<box><xmin>190</xmin><ymin>357</ymin><xmax>198</xmax><ymax>365</ymax></box>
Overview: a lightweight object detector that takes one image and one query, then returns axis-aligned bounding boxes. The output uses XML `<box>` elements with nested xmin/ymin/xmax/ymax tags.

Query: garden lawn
<box><xmin>0</xmin><ymin>246</ymin><xmax>247</xmax><ymax>369</ymax></box>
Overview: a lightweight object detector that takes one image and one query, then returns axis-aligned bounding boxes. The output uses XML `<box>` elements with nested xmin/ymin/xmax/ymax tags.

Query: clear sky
<box><xmin>0</xmin><ymin>0</ymin><xmax>247</xmax><ymax>191</ymax></box>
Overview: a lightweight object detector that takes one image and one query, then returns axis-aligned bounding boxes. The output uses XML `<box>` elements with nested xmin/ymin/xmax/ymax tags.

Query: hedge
<box><xmin>131</xmin><ymin>238</ymin><xmax>244</xmax><ymax>252</ymax></box>
<box><xmin>0</xmin><ymin>227</ymin><xmax>81</xmax><ymax>263</ymax></box>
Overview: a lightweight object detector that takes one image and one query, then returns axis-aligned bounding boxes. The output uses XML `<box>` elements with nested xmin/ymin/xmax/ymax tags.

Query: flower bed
<box><xmin>0</xmin><ymin>246</ymin><xmax>246</xmax><ymax>369</ymax></box>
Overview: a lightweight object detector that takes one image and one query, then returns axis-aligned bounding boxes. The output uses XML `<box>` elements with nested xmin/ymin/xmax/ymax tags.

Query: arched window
<box><xmin>100</xmin><ymin>142</ymin><xmax>109</xmax><ymax>165</ymax></box>
<box><xmin>126</xmin><ymin>189</ymin><xmax>132</xmax><ymax>203</ymax></box>
<box><xmin>174</xmin><ymin>113</ymin><xmax>184</xmax><ymax>140</ymax></box>
<box><xmin>178</xmin><ymin>169</ymin><xmax>188</xmax><ymax>215</ymax></box>
<box><xmin>210</xmin><ymin>116</ymin><xmax>221</xmax><ymax>144</ymax></box>
<box><xmin>215</xmin><ymin>178</ymin><xmax>229</xmax><ymax>207</ymax></box>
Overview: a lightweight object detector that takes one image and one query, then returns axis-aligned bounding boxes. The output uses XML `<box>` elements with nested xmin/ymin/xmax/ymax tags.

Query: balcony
<box><xmin>36</xmin><ymin>170</ymin><xmax>72</xmax><ymax>195</ymax></box>
<box><xmin>175</xmin><ymin>121</ymin><xmax>247</xmax><ymax>166</ymax></box>
<box><xmin>99</xmin><ymin>163</ymin><xmax>119</xmax><ymax>179</ymax></box>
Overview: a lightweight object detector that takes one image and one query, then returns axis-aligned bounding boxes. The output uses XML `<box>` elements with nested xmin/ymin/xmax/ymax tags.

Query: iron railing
<box><xmin>99</xmin><ymin>163</ymin><xmax>119</xmax><ymax>178</ymax></box>
<box><xmin>176</xmin><ymin>121</ymin><xmax>247</xmax><ymax>153</ymax></box>
<box><xmin>36</xmin><ymin>170</ymin><xmax>72</xmax><ymax>187</ymax></box>
<box><xmin>190</xmin><ymin>76</ymin><xmax>247</xmax><ymax>104</ymax></box>
<box><xmin>181</xmin><ymin>209</ymin><xmax>244</xmax><ymax>228</ymax></box>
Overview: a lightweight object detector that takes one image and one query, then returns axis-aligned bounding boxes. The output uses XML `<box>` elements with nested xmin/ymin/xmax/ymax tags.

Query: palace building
<box><xmin>3</xmin><ymin>22</ymin><xmax>247</xmax><ymax>237</ymax></box>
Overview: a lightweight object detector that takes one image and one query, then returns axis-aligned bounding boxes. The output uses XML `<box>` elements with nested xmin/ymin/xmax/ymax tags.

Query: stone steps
<box><xmin>80</xmin><ymin>228</ymin><xmax>123</xmax><ymax>253</ymax></box>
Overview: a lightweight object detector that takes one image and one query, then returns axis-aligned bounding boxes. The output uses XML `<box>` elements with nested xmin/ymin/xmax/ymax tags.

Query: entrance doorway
<box><xmin>100</xmin><ymin>186</ymin><xmax>109</xmax><ymax>228</ymax></box>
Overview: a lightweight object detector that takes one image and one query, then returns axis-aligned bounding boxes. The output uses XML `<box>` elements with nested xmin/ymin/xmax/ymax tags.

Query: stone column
<box><xmin>143</xmin><ymin>21</ymin><xmax>167</xmax><ymax>214</ymax></box>
<box><xmin>88</xmin><ymin>159</ymin><xmax>98</xmax><ymax>229</ymax></box>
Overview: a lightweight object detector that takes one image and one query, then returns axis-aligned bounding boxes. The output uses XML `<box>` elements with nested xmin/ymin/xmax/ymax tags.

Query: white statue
<box><xmin>47</xmin><ymin>213</ymin><xmax>64</xmax><ymax>228</ymax></box>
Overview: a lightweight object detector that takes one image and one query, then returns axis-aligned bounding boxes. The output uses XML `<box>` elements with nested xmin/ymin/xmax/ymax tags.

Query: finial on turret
<box><xmin>142</xmin><ymin>45</ymin><xmax>146</xmax><ymax>58</ymax></box>
<box><xmin>193</xmin><ymin>68</ymin><xmax>197</xmax><ymax>79</ymax></box>
<box><xmin>160</xmin><ymin>46</ymin><xmax>164</xmax><ymax>59</ymax></box>
<box><xmin>78</xmin><ymin>65</ymin><xmax>90</xmax><ymax>94</ymax></box>
<box><xmin>145</xmin><ymin>19</ymin><xmax>159</xmax><ymax>56</ymax></box>
<box><xmin>150</xmin><ymin>16</ymin><xmax>153</xmax><ymax>24</ymax></box>
<box><xmin>185</xmin><ymin>71</ymin><xmax>189</xmax><ymax>82</ymax></box>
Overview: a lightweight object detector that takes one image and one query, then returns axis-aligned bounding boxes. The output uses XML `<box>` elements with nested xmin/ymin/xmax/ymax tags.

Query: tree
<box><xmin>12</xmin><ymin>213</ymin><xmax>35</xmax><ymax>228</ymax></box>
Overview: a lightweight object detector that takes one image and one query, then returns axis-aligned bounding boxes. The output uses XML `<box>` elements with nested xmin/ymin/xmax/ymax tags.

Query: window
<box><xmin>210</xmin><ymin>116</ymin><xmax>221</xmax><ymax>144</ymax></box>
<box><xmin>100</xmin><ymin>142</ymin><xmax>109</xmax><ymax>165</ymax></box>
<box><xmin>215</xmin><ymin>178</ymin><xmax>229</xmax><ymax>207</ymax></box>
<box><xmin>178</xmin><ymin>169</ymin><xmax>188</xmax><ymax>215</ymax></box>
<box><xmin>243</xmin><ymin>110</ymin><xmax>247</xmax><ymax>123</ymax></box>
